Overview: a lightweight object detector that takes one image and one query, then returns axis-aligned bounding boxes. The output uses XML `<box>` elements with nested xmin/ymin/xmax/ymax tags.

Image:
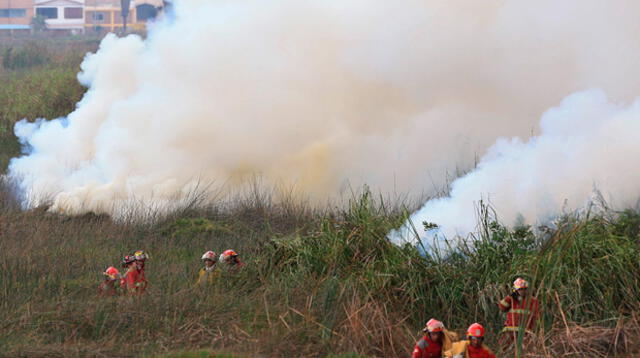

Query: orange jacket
<box><xmin>498</xmin><ymin>294</ymin><xmax>539</xmax><ymax>332</ymax></box>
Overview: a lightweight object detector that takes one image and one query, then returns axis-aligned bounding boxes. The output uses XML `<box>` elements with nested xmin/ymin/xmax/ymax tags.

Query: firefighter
<box><xmin>412</xmin><ymin>318</ymin><xmax>458</xmax><ymax>358</ymax></box>
<box><xmin>197</xmin><ymin>250</ymin><xmax>220</xmax><ymax>285</ymax></box>
<box><xmin>122</xmin><ymin>254</ymin><xmax>144</xmax><ymax>295</ymax></box>
<box><xmin>498</xmin><ymin>277</ymin><xmax>539</xmax><ymax>346</ymax></box>
<box><xmin>133</xmin><ymin>250</ymin><xmax>149</xmax><ymax>292</ymax></box>
<box><xmin>219</xmin><ymin>249</ymin><xmax>245</xmax><ymax>271</ymax></box>
<box><xmin>444</xmin><ymin>323</ymin><xmax>496</xmax><ymax>358</ymax></box>
<box><xmin>98</xmin><ymin>266</ymin><xmax>121</xmax><ymax>297</ymax></box>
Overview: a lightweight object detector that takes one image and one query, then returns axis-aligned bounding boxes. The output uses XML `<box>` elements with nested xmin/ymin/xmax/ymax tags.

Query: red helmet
<box><xmin>423</xmin><ymin>318</ymin><xmax>444</xmax><ymax>333</ymax></box>
<box><xmin>220</xmin><ymin>249</ymin><xmax>239</xmax><ymax>262</ymax></box>
<box><xmin>104</xmin><ymin>266</ymin><xmax>120</xmax><ymax>279</ymax></box>
<box><xmin>467</xmin><ymin>323</ymin><xmax>485</xmax><ymax>338</ymax></box>
<box><xmin>513</xmin><ymin>277</ymin><xmax>529</xmax><ymax>290</ymax></box>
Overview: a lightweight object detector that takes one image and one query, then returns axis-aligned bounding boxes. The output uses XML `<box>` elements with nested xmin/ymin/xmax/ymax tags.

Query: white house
<box><xmin>35</xmin><ymin>0</ymin><xmax>84</xmax><ymax>33</ymax></box>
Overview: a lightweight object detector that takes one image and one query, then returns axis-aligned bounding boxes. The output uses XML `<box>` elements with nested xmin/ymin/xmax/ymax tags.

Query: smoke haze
<box><xmin>8</xmin><ymin>1</ymin><xmax>640</xmax><ymax>226</ymax></box>
<box><xmin>390</xmin><ymin>89</ymin><xmax>640</xmax><ymax>246</ymax></box>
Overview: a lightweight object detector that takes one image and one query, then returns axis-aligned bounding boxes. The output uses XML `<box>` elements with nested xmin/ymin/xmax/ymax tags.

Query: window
<box><xmin>136</xmin><ymin>4</ymin><xmax>157</xmax><ymax>21</ymax></box>
<box><xmin>92</xmin><ymin>12</ymin><xmax>104</xmax><ymax>21</ymax></box>
<box><xmin>64</xmin><ymin>7</ymin><xmax>82</xmax><ymax>19</ymax></box>
<box><xmin>0</xmin><ymin>9</ymin><xmax>27</xmax><ymax>18</ymax></box>
<box><xmin>36</xmin><ymin>7</ymin><xmax>58</xmax><ymax>19</ymax></box>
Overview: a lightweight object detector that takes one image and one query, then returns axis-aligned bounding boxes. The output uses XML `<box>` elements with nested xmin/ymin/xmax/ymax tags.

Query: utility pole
<box><xmin>120</xmin><ymin>0</ymin><xmax>130</xmax><ymax>34</ymax></box>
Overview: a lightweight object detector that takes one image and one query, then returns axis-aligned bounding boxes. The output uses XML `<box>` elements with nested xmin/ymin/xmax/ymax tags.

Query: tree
<box><xmin>120</xmin><ymin>0</ymin><xmax>131</xmax><ymax>34</ymax></box>
<box><xmin>30</xmin><ymin>15</ymin><xmax>47</xmax><ymax>33</ymax></box>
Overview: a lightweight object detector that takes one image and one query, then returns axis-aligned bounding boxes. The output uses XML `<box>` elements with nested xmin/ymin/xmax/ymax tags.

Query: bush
<box><xmin>0</xmin><ymin>65</ymin><xmax>86</xmax><ymax>172</ymax></box>
<box><xmin>1</xmin><ymin>42</ymin><xmax>51</xmax><ymax>70</ymax></box>
<box><xmin>30</xmin><ymin>15</ymin><xmax>47</xmax><ymax>33</ymax></box>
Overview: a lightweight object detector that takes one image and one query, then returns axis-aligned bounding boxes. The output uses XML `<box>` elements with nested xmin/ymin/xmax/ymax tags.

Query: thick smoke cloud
<box><xmin>390</xmin><ymin>89</ymin><xmax>640</xmax><ymax>246</ymax></box>
<box><xmin>8</xmin><ymin>0</ymin><xmax>640</xmax><ymax>220</ymax></box>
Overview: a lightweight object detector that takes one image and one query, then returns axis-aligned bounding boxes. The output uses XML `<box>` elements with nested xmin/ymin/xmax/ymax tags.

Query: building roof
<box><xmin>35</xmin><ymin>0</ymin><xmax>84</xmax><ymax>6</ymax></box>
<box><xmin>84</xmin><ymin>0</ymin><xmax>162</xmax><ymax>9</ymax></box>
<box><xmin>85</xmin><ymin>0</ymin><xmax>149</xmax><ymax>9</ymax></box>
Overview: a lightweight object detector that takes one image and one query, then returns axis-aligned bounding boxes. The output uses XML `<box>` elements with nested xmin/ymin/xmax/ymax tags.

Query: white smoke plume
<box><xmin>389</xmin><ymin>89</ymin><xmax>640</xmax><ymax>247</ymax></box>
<box><xmin>7</xmin><ymin>0</ymin><xmax>640</xmax><ymax>218</ymax></box>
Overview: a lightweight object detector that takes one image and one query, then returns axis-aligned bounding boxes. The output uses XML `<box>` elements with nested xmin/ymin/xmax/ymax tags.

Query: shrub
<box><xmin>1</xmin><ymin>42</ymin><xmax>51</xmax><ymax>70</ymax></box>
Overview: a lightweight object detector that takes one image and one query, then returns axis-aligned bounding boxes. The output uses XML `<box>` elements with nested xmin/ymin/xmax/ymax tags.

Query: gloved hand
<box><xmin>453</xmin><ymin>355</ymin><xmax>464</xmax><ymax>358</ymax></box>
<box><xmin>511</xmin><ymin>290</ymin><xmax>519</xmax><ymax>301</ymax></box>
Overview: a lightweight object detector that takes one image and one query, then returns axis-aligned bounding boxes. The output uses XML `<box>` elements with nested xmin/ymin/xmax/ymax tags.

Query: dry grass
<box><xmin>333</xmin><ymin>293</ymin><xmax>413</xmax><ymax>357</ymax></box>
<box><xmin>1</xmin><ymin>188</ymin><xmax>638</xmax><ymax>357</ymax></box>
<box><xmin>520</xmin><ymin>315</ymin><xmax>640</xmax><ymax>358</ymax></box>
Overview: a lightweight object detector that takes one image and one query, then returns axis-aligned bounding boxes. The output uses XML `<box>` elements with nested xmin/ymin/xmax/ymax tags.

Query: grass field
<box><xmin>0</xmin><ymin>35</ymin><xmax>96</xmax><ymax>172</ymax></box>
<box><xmin>0</xmin><ymin>36</ymin><xmax>639</xmax><ymax>358</ymax></box>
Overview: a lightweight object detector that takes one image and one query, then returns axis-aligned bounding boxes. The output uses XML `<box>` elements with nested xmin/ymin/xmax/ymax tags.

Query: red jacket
<box><xmin>124</xmin><ymin>268</ymin><xmax>144</xmax><ymax>294</ymax></box>
<box><xmin>225</xmin><ymin>259</ymin><xmax>246</xmax><ymax>273</ymax></box>
<box><xmin>498</xmin><ymin>294</ymin><xmax>539</xmax><ymax>332</ymax></box>
<box><xmin>137</xmin><ymin>267</ymin><xmax>148</xmax><ymax>293</ymax></box>
<box><xmin>412</xmin><ymin>335</ymin><xmax>442</xmax><ymax>358</ymax></box>
<box><xmin>467</xmin><ymin>344</ymin><xmax>497</xmax><ymax>358</ymax></box>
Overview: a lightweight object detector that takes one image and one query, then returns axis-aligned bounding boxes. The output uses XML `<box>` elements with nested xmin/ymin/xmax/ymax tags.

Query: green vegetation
<box><xmin>0</xmin><ymin>187</ymin><xmax>638</xmax><ymax>357</ymax></box>
<box><xmin>1</xmin><ymin>41</ymin><xmax>51</xmax><ymax>70</ymax></box>
<box><xmin>0</xmin><ymin>36</ymin><xmax>96</xmax><ymax>171</ymax></box>
<box><xmin>0</xmin><ymin>37</ymin><xmax>639</xmax><ymax>358</ymax></box>
<box><xmin>0</xmin><ymin>66</ymin><xmax>85</xmax><ymax>127</ymax></box>
<box><xmin>30</xmin><ymin>15</ymin><xmax>48</xmax><ymax>33</ymax></box>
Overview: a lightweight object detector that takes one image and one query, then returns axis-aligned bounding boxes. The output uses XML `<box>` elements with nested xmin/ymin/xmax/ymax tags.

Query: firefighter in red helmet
<box><xmin>133</xmin><ymin>250</ymin><xmax>149</xmax><ymax>293</ymax></box>
<box><xmin>121</xmin><ymin>255</ymin><xmax>143</xmax><ymax>295</ymax></box>
<box><xmin>444</xmin><ymin>323</ymin><xmax>496</xmax><ymax>358</ymax></box>
<box><xmin>412</xmin><ymin>318</ymin><xmax>458</xmax><ymax>358</ymax></box>
<box><xmin>219</xmin><ymin>249</ymin><xmax>245</xmax><ymax>271</ymax></box>
<box><xmin>498</xmin><ymin>277</ymin><xmax>539</xmax><ymax>347</ymax></box>
<box><xmin>98</xmin><ymin>266</ymin><xmax>121</xmax><ymax>297</ymax></box>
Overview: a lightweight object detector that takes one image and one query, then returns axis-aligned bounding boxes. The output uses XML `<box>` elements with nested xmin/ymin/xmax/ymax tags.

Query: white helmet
<box><xmin>201</xmin><ymin>251</ymin><xmax>217</xmax><ymax>261</ymax></box>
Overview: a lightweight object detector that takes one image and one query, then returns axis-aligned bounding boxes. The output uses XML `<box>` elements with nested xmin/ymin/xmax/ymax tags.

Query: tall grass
<box><xmin>0</xmin><ymin>66</ymin><xmax>85</xmax><ymax>126</ymax></box>
<box><xmin>0</xmin><ymin>183</ymin><xmax>638</xmax><ymax>357</ymax></box>
<box><xmin>0</xmin><ymin>36</ymin><xmax>100</xmax><ymax>70</ymax></box>
<box><xmin>0</xmin><ymin>37</ymin><xmax>94</xmax><ymax>172</ymax></box>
